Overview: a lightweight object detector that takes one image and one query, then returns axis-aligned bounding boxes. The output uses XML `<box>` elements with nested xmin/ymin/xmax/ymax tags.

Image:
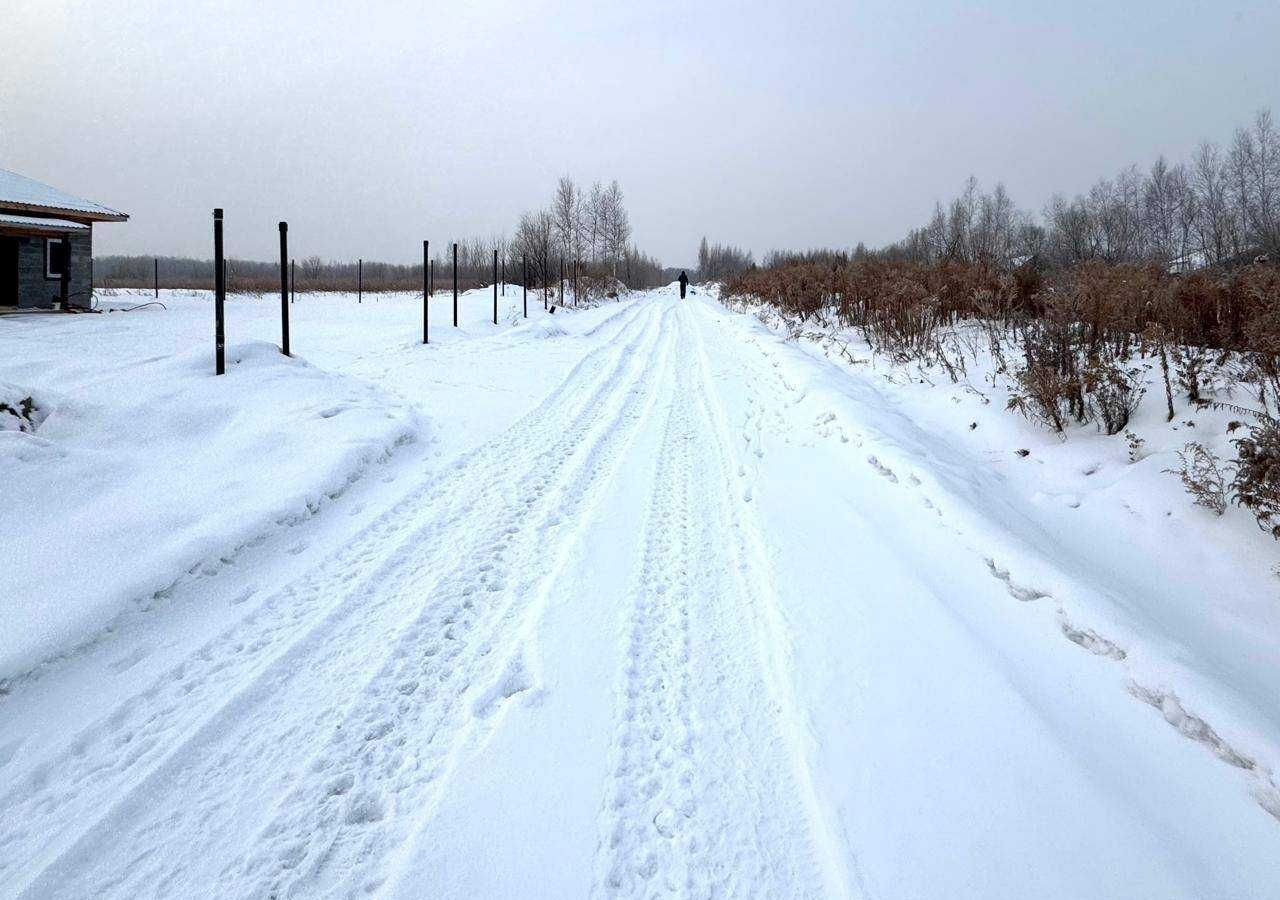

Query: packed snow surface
<box><xmin>1</xmin><ymin>285</ymin><xmax>1278</xmax><ymax>898</ymax></box>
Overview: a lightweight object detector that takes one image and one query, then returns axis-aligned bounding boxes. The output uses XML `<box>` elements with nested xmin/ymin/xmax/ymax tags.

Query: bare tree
<box><xmin>1236</xmin><ymin>110</ymin><xmax>1280</xmax><ymax>251</ymax></box>
<box><xmin>600</xmin><ymin>180</ymin><xmax>631</xmax><ymax>274</ymax></box>
<box><xmin>1191</xmin><ymin>141</ymin><xmax>1241</xmax><ymax>264</ymax></box>
<box><xmin>1046</xmin><ymin>193</ymin><xmax>1095</xmax><ymax>264</ymax></box>
<box><xmin>515</xmin><ymin>209</ymin><xmax>556</xmax><ymax>290</ymax></box>
<box><xmin>1143</xmin><ymin>156</ymin><xmax>1182</xmax><ymax>262</ymax></box>
<box><xmin>553</xmin><ymin>176</ymin><xmax>578</xmax><ymax>262</ymax></box>
<box><xmin>585</xmin><ymin>181</ymin><xmax>604</xmax><ymax>263</ymax></box>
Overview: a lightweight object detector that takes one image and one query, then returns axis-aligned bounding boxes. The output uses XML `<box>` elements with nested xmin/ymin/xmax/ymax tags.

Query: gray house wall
<box><xmin>14</xmin><ymin>228</ymin><xmax>93</xmax><ymax>309</ymax></box>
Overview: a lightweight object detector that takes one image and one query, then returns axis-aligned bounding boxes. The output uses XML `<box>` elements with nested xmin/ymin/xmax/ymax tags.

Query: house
<box><xmin>0</xmin><ymin>168</ymin><xmax>128</xmax><ymax>310</ymax></box>
<box><xmin>1166</xmin><ymin>249</ymin><xmax>1209</xmax><ymax>276</ymax></box>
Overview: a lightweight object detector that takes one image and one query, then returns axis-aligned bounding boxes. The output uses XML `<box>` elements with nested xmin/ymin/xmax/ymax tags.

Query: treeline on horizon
<box><xmin>96</xmin><ymin>176</ymin><xmax>673</xmax><ymax>294</ymax></box>
<box><xmin>713</xmin><ymin>109</ymin><xmax>1280</xmax><ymax>539</ymax></box>
<box><xmin>701</xmin><ymin>108</ymin><xmax>1280</xmax><ymax>278</ymax></box>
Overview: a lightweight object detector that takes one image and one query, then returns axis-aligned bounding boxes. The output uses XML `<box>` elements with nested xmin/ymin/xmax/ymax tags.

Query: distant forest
<box><xmin>698</xmin><ymin>108</ymin><xmax>1280</xmax><ymax>279</ymax></box>
<box><xmin>97</xmin><ymin>176</ymin><xmax>672</xmax><ymax>293</ymax></box>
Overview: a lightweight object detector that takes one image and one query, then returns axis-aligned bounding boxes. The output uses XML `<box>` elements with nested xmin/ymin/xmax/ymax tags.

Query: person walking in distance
<box><xmin>678</xmin><ymin>270</ymin><xmax>688</xmax><ymax>299</ymax></box>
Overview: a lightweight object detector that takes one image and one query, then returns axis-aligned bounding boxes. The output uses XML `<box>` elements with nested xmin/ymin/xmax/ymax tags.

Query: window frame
<box><xmin>45</xmin><ymin>237</ymin><xmax>69</xmax><ymax>281</ymax></box>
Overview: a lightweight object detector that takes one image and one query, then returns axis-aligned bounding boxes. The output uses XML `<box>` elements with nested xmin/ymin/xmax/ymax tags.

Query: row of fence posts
<box><xmin>206</xmin><ymin>211</ymin><xmax>614</xmax><ymax>373</ymax></box>
<box><xmin>160</xmin><ymin>249</ymin><xmax>569</xmax><ymax>313</ymax></box>
<box><xmin>211</xmin><ymin>210</ymin><xmax>582</xmax><ymax>375</ymax></box>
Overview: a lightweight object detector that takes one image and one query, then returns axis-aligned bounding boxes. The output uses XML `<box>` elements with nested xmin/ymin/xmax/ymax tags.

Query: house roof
<box><xmin>0</xmin><ymin>212</ymin><xmax>91</xmax><ymax>233</ymax></box>
<box><xmin>0</xmin><ymin>168</ymin><xmax>128</xmax><ymax>222</ymax></box>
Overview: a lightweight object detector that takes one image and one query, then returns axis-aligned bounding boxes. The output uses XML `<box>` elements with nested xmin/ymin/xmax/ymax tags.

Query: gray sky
<box><xmin>3</xmin><ymin>0</ymin><xmax>1278</xmax><ymax>266</ymax></box>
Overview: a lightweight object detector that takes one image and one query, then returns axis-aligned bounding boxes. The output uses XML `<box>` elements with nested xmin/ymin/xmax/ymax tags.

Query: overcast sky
<box><xmin>3</xmin><ymin>0</ymin><xmax>1278</xmax><ymax>266</ymax></box>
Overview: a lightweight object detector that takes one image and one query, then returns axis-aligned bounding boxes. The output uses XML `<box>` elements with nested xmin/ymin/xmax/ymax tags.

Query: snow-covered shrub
<box><xmin>1006</xmin><ymin>321</ymin><xmax>1083</xmax><ymax>432</ymax></box>
<box><xmin>1165</xmin><ymin>442</ymin><xmax>1229</xmax><ymax>516</ymax></box>
<box><xmin>1232</xmin><ymin>418</ymin><xmax>1280</xmax><ymax>536</ymax></box>
<box><xmin>725</xmin><ymin>255</ymin><xmax>1280</xmax><ymax>445</ymax></box>
<box><xmin>1007</xmin><ymin>360</ymin><xmax>1073</xmax><ymax>432</ymax></box>
<box><xmin>1238</xmin><ymin>267</ymin><xmax>1280</xmax><ymax>414</ymax></box>
<box><xmin>1083</xmin><ymin>358</ymin><xmax>1145</xmax><ymax>435</ymax></box>
<box><xmin>0</xmin><ymin>387</ymin><xmax>45</xmax><ymax>433</ymax></box>
<box><xmin>1175</xmin><ymin>346</ymin><xmax>1208</xmax><ymax>404</ymax></box>
<box><xmin>864</xmin><ymin>276</ymin><xmax>936</xmax><ymax>363</ymax></box>
<box><xmin>1125</xmin><ymin>430</ymin><xmax>1147</xmax><ymax>462</ymax></box>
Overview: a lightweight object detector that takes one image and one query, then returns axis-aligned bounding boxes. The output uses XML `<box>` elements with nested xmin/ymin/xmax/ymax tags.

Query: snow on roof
<box><xmin>0</xmin><ymin>168</ymin><xmax>127</xmax><ymax>220</ymax></box>
<box><xmin>0</xmin><ymin>212</ymin><xmax>90</xmax><ymax>231</ymax></box>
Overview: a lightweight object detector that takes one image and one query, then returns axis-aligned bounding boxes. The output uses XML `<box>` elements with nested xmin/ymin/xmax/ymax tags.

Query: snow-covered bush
<box><xmin>1083</xmin><ymin>358</ymin><xmax>1146</xmax><ymax>435</ymax></box>
<box><xmin>0</xmin><ymin>385</ymin><xmax>45</xmax><ymax>433</ymax></box>
<box><xmin>1006</xmin><ymin>355</ymin><xmax>1074</xmax><ymax>432</ymax></box>
<box><xmin>1165</xmin><ymin>442</ymin><xmax>1229</xmax><ymax>516</ymax></box>
<box><xmin>1232</xmin><ymin>418</ymin><xmax>1280</xmax><ymax>536</ymax></box>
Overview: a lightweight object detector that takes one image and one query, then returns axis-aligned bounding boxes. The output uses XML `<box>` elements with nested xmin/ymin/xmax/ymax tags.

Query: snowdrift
<box><xmin>0</xmin><ymin>339</ymin><xmax>421</xmax><ymax>680</ymax></box>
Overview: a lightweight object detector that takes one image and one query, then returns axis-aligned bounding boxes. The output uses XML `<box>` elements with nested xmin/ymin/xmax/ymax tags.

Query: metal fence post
<box><xmin>279</xmin><ymin>221</ymin><xmax>290</xmax><ymax>356</ymax></box>
<box><xmin>423</xmin><ymin>239</ymin><xmax>429</xmax><ymax>344</ymax></box>
<box><xmin>452</xmin><ymin>242</ymin><xmax>458</xmax><ymax>327</ymax></box>
<box><xmin>493</xmin><ymin>248</ymin><xmax>498</xmax><ymax>325</ymax></box>
<box><xmin>358</xmin><ymin>258</ymin><xmax>363</xmax><ymax>303</ymax></box>
<box><xmin>154</xmin><ymin>257</ymin><xmax>159</xmax><ymax>298</ymax></box>
<box><xmin>214</xmin><ymin>208</ymin><xmax>225</xmax><ymax>375</ymax></box>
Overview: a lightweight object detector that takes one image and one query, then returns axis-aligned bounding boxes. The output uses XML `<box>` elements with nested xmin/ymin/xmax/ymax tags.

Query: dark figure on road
<box><xmin>678</xmin><ymin>271</ymin><xmax>688</xmax><ymax>299</ymax></box>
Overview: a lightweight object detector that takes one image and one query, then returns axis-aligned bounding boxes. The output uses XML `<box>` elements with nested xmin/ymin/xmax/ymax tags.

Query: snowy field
<box><xmin>1</xmin><ymin>284</ymin><xmax>1279</xmax><ymax>898</ymax></box>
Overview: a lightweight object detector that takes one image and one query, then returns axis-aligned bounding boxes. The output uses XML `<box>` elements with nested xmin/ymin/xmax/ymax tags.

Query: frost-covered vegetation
<box><xmin>719</xmin><ymin>109</ymin><xmax>1280</xmax><ymax>535</ymax></box>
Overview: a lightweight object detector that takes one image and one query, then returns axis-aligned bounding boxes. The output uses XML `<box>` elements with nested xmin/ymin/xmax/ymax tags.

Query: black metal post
<box><xmin>154</xmin><ymin>257</ymin><xmax>159</xmax><ymax>298</ymax></box>
<box><xmin>493</xmin><ymin>249</ymin><xmax>498</xmax><ymax>325</ymax></box>
<box><xmin>522</xmin><ymin>255</ymin><xmax>527</xmax><ymax>318</ymax></box>
<box><xmin>452</xmin><ymin>242</ymin><xmax>458</xmax><ymax>327</ymax></box>
<box><xmin>279</xmin><ymin>222</ymin><xmax>290</xmax><ymax>356</ymax></box>
<box><xmin>422</xmin><ymin>239</ymin><xmax>429</xmax><ymax>344</ymax></box>
<box><xmin>358</xmin><ymin>258</ymin><xmax>363</xmax><ymax>303</ymax></box>
<box><xmin>214</xmin><ymin>208</ymin><xmax>225</xmax><ymax>375</ymax></box>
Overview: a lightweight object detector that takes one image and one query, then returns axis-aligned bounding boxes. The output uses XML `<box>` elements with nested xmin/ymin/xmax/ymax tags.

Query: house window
<box><xmin>45</xmin><ymin>238</ymin><xmax>69</xmax><ymax>280</ymax></box>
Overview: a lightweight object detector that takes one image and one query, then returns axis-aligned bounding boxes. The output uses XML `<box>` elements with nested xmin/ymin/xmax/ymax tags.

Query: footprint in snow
<box><xmin>984</xmin><ymin>558</ymin><xmax>1049</xmax><ymax>602</ymax></box>
<box><xmin>866</xmin><ymin>455</ymin><xmax>898</xmax><ymax>483</ymax></box>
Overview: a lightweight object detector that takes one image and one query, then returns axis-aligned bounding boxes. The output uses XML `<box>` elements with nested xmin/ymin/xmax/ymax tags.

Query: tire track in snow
<box><xmin>2</xmin><ymin>300</ymin><xmax>662</xmax><ymax>898</ymax></box>
<box><xmin>593</xmin><ymin>304</ymin><xmax>850</xmax><ymax>899</ymax></box>
<box><xmin>208</xmin><ymin>303</ymin><xmax>678</xmax><ymax>900</ymax></box>
<box><xmin>686</xmin><ymin>301</ymin><xmax>868</xmax><ymax>899</ymax></box>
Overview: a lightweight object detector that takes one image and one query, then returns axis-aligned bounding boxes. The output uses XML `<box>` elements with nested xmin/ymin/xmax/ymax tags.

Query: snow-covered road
<box><xmin>3</xmin><ymin>289</ymin><xmax>1279</xmax><ymax>898</ymax></box>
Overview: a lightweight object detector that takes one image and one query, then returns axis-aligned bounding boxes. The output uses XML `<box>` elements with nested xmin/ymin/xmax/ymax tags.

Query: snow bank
<box><xmin>712</xmin><ymin>289</ymin><xmax>1280</xmax><ymax>824</ymax></box>
<box><xmin>504</xmin><ymin>317</ymin><xmax>568</xmax><ymax>341</ymax></box>
<box><xmin>0</xmin><ymin>338</ymin><xmax>421</xmax><ymax>680</ymax></box>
